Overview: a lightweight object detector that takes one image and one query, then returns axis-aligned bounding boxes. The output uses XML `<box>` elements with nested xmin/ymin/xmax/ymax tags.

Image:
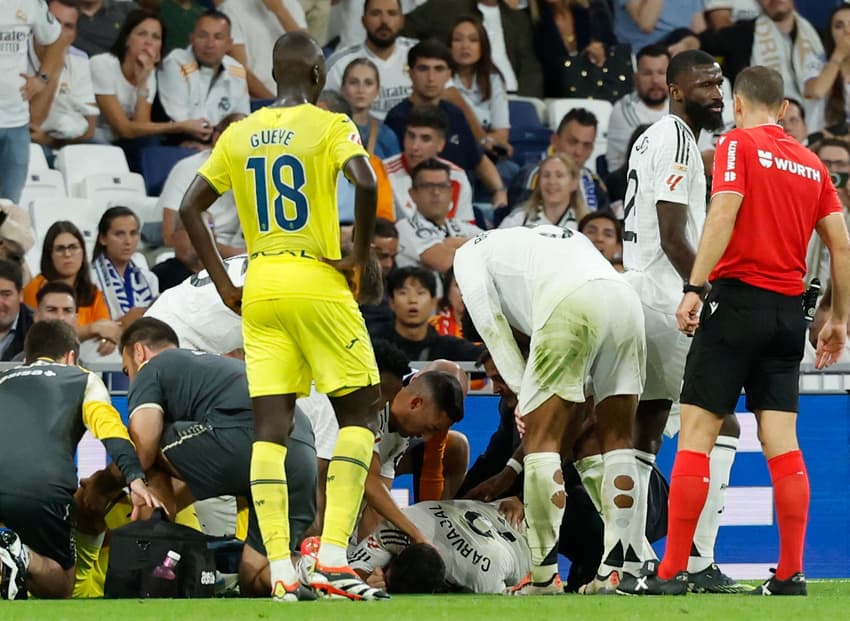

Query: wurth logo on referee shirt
<box><xmin>757</xmin><ymin>149</ymin><xmax>822</xmax><ymax>181</ymax></box>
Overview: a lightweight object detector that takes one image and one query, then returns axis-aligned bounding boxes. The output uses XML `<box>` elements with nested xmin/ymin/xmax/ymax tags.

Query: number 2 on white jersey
<box><xmin>246</xmin><ymin>155</ymin><xmax>310</xmax><ymax>232</ymax></box>
<box><xmin>623</xmin><ymin>169</ymin><xmax>639</xmax><ymax>243</ymax></box>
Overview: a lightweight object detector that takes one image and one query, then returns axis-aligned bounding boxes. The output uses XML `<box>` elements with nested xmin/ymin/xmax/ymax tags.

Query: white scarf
<box><xmin>751</xmin><ymin>12</ymin><xmax>825</xmax><ymax>131</ymax></box>
<box><xmin>92</xmin><ymin>254</ymin><xmax>154</xmax><ymax>318</ymax></box>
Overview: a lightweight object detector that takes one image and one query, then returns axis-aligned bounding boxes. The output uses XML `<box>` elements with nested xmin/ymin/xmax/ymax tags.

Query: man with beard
<box><xmin>324</xmin><ymin>0</ymin><xmax>417</xmax><ymax>120</ymax></box>
<box><xmin>619</xmin><ymin>49</ymin><xmax>747</xmax><ymax>594</ymax></box>
<box><xmin>606</xmin><ymin>45</ymin><xmax>671</xmax><ymax>172</ymax></box>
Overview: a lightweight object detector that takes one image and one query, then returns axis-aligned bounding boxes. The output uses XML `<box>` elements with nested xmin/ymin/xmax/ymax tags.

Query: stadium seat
<box><xmin>508</xmin><ymin>127</ymin><xmax>553</xmax><ymax>166</ymax></box>
<box><xmin>28</xmin><ymin>197</ymin><xmax>102</xmax><ymax>270</ymax></box>
<box><xmin>79</xmin><ymin>172</ymin><xmax>147</xmax><ymax>208</ymax></box>
<box><xmin>28</xmin><ymin>143</ymin><xmax>49</xmax><ymax>174</ymax></box>
<box><xmin>508</xmin><ymin>95</ymin><xmax>546</xmax><ymax>127</ymax></box>
<box><xmin>508</xmin><ymin>99</ymin><xmax>544</xmax><ymax>130</ymax></box>
<box><xmin>545</xmin><ymin>98</ymin><xmax>614</xmax><ymax>137</ymax></box>
<box><xmin>54</xmin><ymin>144</ymin><xmax>130</xmax><ymax>197</ymax></box>
<box><xmin>140</xmin><ymin>145</ymin><xmax>196</xmax><ymax>196</ymax></box>
<box><xmin>18</xmin><ymin>169</ymin><xmax>67</xmax><ymax>207</ymax></box>
<box><xmin>250</xmin><ymin>98</ymin><xmax>275</xmax><ymax>112</ymax></box>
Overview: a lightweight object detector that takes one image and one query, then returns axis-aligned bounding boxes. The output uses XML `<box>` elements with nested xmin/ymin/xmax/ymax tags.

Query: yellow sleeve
<box><xmin>330</xmin><ymin>113</ymin><xmax>369</xmax><ymax>173</ymax></box>
<box><xmin>198</xmin><ymin>124</ymin><xmax>235</xmax><ymax>195</ymax></box>
<box><xmin>81</xmin><ymin>373</ymin><xmax>131</xmax><ymax>442</ymax></box>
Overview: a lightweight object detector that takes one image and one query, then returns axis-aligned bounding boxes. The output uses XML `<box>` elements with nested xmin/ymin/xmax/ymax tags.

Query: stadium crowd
<box><xmin>0</xmin><ymin>0</ymin><xmax>846</xmax><ymax>603</ymax></box>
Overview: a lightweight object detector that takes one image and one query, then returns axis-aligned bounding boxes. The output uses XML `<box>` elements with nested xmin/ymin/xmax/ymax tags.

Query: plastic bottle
<box><xmin>146</xmin><ymin>550</ymin><xmax>181</xmax><ymax>597</ymax></box>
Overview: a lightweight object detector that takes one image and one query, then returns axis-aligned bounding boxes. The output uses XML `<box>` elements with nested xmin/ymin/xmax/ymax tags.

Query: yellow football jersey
<box><xmin>199</xmin><ymin>104</ymin><xmax>368</xmax><ymax>261</ymax></box>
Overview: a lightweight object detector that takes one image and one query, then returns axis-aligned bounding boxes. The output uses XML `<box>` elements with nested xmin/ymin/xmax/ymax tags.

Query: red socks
<box><xmin>658</xmin><ymin>450</ymin><xmax>710</xmax><ymax>579</ymax></box>
<box><xmin>768</xmin><ymin>450</ymin><xmax>810</xmax><ymax>580</ymax></box>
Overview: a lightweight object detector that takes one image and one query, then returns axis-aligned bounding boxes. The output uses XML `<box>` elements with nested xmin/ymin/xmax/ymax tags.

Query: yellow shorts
<box><xmin>242</xmin><ymin>258</ymin><xmax>379</xmax><ymax>398</ymax></box>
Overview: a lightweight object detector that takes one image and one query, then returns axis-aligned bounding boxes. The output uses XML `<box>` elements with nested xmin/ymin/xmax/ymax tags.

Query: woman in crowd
<box><xmin>23</xmin><ymin>221</ymin><xmax>121</xmax><ymax>355</ymax></box>
<box><xmin>448</xmin><ymin>16</ymin><xmax>512</xmax><ymax>159</ymax></box>
<box><xmin>91</xmin><ymin>10</ymin><xmax>212</xmax><ymax>164</ymax></box>
<box><xmin>803</xmin><ymin>4</ymin><xmax>850</xmax><ymax>130</ymax></box>
<box><xmin>91</xmin><ymin>206</ymin><xmax>159</xmax><ymax>328</ymax></box>
<box><xmin>340</xmin><ymin>58</ymin><xmax>401</xmax><ymax>159</ymax></box>
<box><xmin>533</xmin><ymin>0</ymin><xmax>625</xmax><ymax>101</ymax></box>
<box><xmin>499</xmin><ymin>153</ymin><xmax>588</xmax><ymax>230</ymax></box>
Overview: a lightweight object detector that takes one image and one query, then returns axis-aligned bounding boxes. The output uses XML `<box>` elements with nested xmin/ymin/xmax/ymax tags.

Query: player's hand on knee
<box><xmin>128</xmin><ymin>478</ymin><xmax>167</xmax><ymax>521</ymax></box>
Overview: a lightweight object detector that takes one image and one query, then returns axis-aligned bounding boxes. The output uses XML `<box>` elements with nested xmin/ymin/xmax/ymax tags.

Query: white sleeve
<box><xmin>221</xmin><ymin>4</ymin><xmax>244</xmax><ymax>45</ymax></box>
<box><xmin>156</xmin><ymin>157</ymin><xmax>194</xmax><ymax>214</ymax></box>
<box><xmin>802</xmin><ymin>50</ymin><xmax>826</xmax><ymax>85</ymax></box>
<box><xmin>498</xmin><ymin>208</ymin><xmax>525</xmax><ymax>229</ymax></box>
<box><xmin>454</xmin><ymin>244</ymin><xmax>526</xmax><ymax>393</ymax></box>
<box><xmin>489</xmin><ymin>75</ymin><xmax>510</xmax><ymax>130</ymax></box>
<box><xmin>72</xmin><ymin>56</ymin><xmax>98</xmax><ymax>115</ymax></box>
<box><xmin>232</xmin><ymin>69</ymin><xmax>251</xmax><ymax>116</ymax></box>
<box><xmin>349</xmin><ymin>530</ymin><xmax>395</xmax><ymax>574</ymax></box>
<box><xmin>31</xmin><ymin>0</ymin><xmax>61</xmax><ymax>46</ymax></box>
<box><xmin>324</xmin><ymin>55</ymin><xmax>347</xmax><ymax>93</ymax></box>
<box><xmin>283</xmin><ymin>0</ymin><xmax>308</xmax><ymax>28</ymax></box>
<box><xmin>605</xmin><ymin>101</ymin><xmax>629</xmax><ymax>172</ymax></box>
<box><xmin>157</xmin><ymin>53</ymin><xmax>191</xmax><ymax>122</ymax></box>
<box><xmin>90</xmin><ymin>54</ymin><xmax>118</xmax><ymax>96</ymax></box>
<box><xmin>650</xmin><ymin>130</ymin><xmax>692</xmax><ymax>206</ymax></box>
<box><xmin>454</xmin><ymin>174</ymin><xmax>474</xmax><ymax>223</ymax></box>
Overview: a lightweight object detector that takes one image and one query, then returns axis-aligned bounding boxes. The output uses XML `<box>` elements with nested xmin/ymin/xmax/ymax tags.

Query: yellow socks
<box><xmin>250</xmin><ymin>441</ymin><xmax>290</xmax><ymax>563</ymax></box>
<box><xmin>318</xmin><ymin>426</ymin><xmax>374</xmax><ymax>567</ymax></box>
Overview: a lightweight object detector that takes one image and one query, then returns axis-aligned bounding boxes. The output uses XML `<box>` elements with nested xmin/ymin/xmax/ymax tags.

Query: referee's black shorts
<box><xmin>680</xmin><ymin>279</ymin><xmax>806</xmax><ymax>415</ymax></box>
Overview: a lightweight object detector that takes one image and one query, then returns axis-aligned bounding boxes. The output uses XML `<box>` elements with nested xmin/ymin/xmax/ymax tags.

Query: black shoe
<box><xmin>688</xmin><ymin>563</ymin><xmax>751</xmax><ymax>593</ymax></box>
<box><xmin>616</xmin><ymin>560</ymin><xmax>688</xmax><ymax>596</ymax></box>
<box><xmin>750</xmin><ymin>570</ymin><xmax>807</xmax><ymax>596</ymax></box>
<box><xmin>0</xmin><ymin>528</ymin><xmax>28</xmax><ymax>600</ymax></box>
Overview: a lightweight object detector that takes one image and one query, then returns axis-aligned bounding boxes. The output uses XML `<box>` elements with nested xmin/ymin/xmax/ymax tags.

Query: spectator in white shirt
<box><xmin>29</xmin><ymin>0</ymin><xmax>98</xmax><ymax>153</ymax></box>
<box><xmin>0</xmin><ymin>0</ymin><xmax>64</xmax><ymax>203</ymax></box>
<box><xmin>448</xmin><ymin>15</ymin><xmax>511</xmax><ymax>160</ymax></box>
<box><xmin>325</xmin><ymin>0</ymin><xmax>418</xmax><ymax>120</ymax></box>
<box><xmin>220</xmin><ymin>0</ymin><xmax>307</xmax><ymax>99</ymax></box>
<box><xmin>157</xmin><ymin>10</ymin><xmax>250</xmax><ymax>128</ymax></box>
<box><xmin>606</xmin><ymin>44</ymin><xmax>670</xmax><ymax>171</ymax></box>
<box><xmin>91</xmin><ymin>10</ymin><xmax>212</xmax><ymax>148</ymax></box>
<box><xmin>395</xmin><ymin>158</ymin><xmax>482</xmax><ymax>273</ymax></box>
<box><xmin>704</xmin><ymin>0</ymin><xmax>761</xmax><ymax>30</ymax></box>
<box><xmin>383</xmin><ymin>105</ymin><xmax>474</xmax><ymax>223</ymax></box>
<box><xmin>500</xmin><ymin>153</ymin><xmax>588</xmax><ymax>231</ymax></box>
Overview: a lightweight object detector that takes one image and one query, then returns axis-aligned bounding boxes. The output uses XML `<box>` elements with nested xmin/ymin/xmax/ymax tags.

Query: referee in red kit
<box><xmin>618</xmin><ymin>65</ymin><xmax>850</xmax><ymax>597</ymax></box>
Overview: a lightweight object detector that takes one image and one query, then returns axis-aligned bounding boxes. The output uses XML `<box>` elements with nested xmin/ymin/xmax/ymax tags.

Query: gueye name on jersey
<box><xmin>249</xmin><ymin>128</ymin><xmax>296</xmax><ymax>149</ymax></box>
<box><xmin>428</xmin><ymin>505</ymin><xmax>493</xmax><ymax>572</ymax></box>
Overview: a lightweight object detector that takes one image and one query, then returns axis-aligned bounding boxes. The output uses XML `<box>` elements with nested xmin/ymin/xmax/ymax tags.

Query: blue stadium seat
<box><xmin>509</xmin><ymin>127</ymin><xmax>553</xmax><ymax>166</ymax></box>
<box><xmin>139</xmin><ymin>146</ymin><xmax>196</xmax><ymax>196</ymax></box>
<box><xmin>250</xmin><ymin>98</ymin><xmax>275</xmax><ymax>112</ymax></box>
<box><xmin>509</xmin><ymin>99</ymin><xmax>543</xmax><ymax>129</ymax></box>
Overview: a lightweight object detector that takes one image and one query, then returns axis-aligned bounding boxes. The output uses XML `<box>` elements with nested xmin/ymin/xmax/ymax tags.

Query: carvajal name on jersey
<box><xmin>428</xmin><ymin>504</ymin><xmax>493</xmax><ymax>571</ymax></box>
<box><xmin>249</xmin><ymin>128</ymin><xmax>296</xmax><ymax>148</ymax></box>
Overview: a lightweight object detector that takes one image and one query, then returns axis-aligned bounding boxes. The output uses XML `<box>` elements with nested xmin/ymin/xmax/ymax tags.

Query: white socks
<box><xmin>599</xmin><ymin>449</ymin><xmax>644</xmax><ymax>577</ymax></box>
<box><xmin>574</xmin><ymin>454</ymin><xmax>604</xmax><ymax>513</ymax></box>
<box><xmin>689</xmin><ymin>435</ymin><xmax>739</xmax><ymax>573</ymax></box>
<box><xmin>524</xmin><ymin>452</ymin><xmax>565</xmax><ymax>583</ymax></box>
<box><xmin>635</xmin><ymin>449</ymin><xmax>657</xmax><ymax>562</ymax></box>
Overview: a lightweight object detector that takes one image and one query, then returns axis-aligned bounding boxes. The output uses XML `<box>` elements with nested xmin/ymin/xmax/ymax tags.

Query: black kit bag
<box><xmin>104</xmin><ymin>509</ymin><xmax>216</xmax><ymax>598</ymax></box>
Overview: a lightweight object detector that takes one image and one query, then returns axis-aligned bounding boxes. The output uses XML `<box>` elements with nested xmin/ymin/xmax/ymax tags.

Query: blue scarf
<box><xmin>92</xmin><ymin>254</ymin><xmax>154</xmax><ymax>317</ymax></box>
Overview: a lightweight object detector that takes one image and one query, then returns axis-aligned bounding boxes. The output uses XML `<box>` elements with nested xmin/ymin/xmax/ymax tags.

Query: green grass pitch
<box><xmin>4</xmin><ymin>582</ymin><xmax>850</xmax><ymax>621</ymax></box>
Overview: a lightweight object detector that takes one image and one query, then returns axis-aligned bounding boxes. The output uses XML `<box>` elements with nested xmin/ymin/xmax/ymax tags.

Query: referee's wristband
<box><xmin>506</xmin><ymin>458</ymin><xmax>523</xmax><ymax>475</ymax></box>
<box><xmin>683</xmin><ymin>282</ymin><xmax>708</xmax><ymax>297</ymax></box>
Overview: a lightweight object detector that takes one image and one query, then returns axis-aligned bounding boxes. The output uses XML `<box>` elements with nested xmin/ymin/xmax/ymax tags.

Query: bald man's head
<box><xmin>271</xmin><ymin>31</ymin><xmax>325</xmax><ymax>101</ymax></box>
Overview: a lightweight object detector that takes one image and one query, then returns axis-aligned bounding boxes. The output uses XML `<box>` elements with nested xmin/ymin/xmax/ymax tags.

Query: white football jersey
<box><xmin>454</xmin><ymin>225</ymin><xmax>623</xmax><ymax>395</ymax></box>
<box><xmin>349</xmin><ymin>500</ymin><xmax>530</xmax><ymax>593</ymax></box>
<box><xmin>145</xmin><ymin>255</ymin><xmax>247</xmax><ymax>354</ymax></box>
<box><xmin>622</xmin><ymin>115</ymin><xmax>706</xmax><ymax>309</ymax></box>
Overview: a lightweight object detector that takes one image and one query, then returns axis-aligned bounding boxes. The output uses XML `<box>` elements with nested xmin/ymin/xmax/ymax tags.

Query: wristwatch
<box><xmin>683</xmin><ymin>282</ymin><xmax>708</xmax><ymax>296</ymax></box>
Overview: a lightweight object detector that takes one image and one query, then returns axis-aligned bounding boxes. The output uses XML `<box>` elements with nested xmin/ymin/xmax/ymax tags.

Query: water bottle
<box><xmin>146</xmin><ymin>550</ymin><xmax>181</xmax><ymax>598</ymax></box>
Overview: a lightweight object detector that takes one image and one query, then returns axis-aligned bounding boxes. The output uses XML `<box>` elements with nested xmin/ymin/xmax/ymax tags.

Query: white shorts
<box><xmin>641</xmin><ymin>303</ymin><xmax>693</xmax><ymax>402</ymax></box>
<box><xmin>297</xmin><ymin>385</ymin><xmax>339</xmax><ymax>461</ymax></box>
<box><xmin>518</xmin><ymin>279</ymin><xmax>646</xmax><ymax>414</ymax></box>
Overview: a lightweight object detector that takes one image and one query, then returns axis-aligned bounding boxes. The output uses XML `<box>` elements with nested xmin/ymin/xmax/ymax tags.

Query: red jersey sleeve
<box><xmin>817</xmin><ymin>173</ymin><xmax>843</xmax><ymax>221</ymax></box>
<box><xmin>711</xmin><ymin>129</ymin><xmax>747</xmax><ymax>197</ymax></box>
